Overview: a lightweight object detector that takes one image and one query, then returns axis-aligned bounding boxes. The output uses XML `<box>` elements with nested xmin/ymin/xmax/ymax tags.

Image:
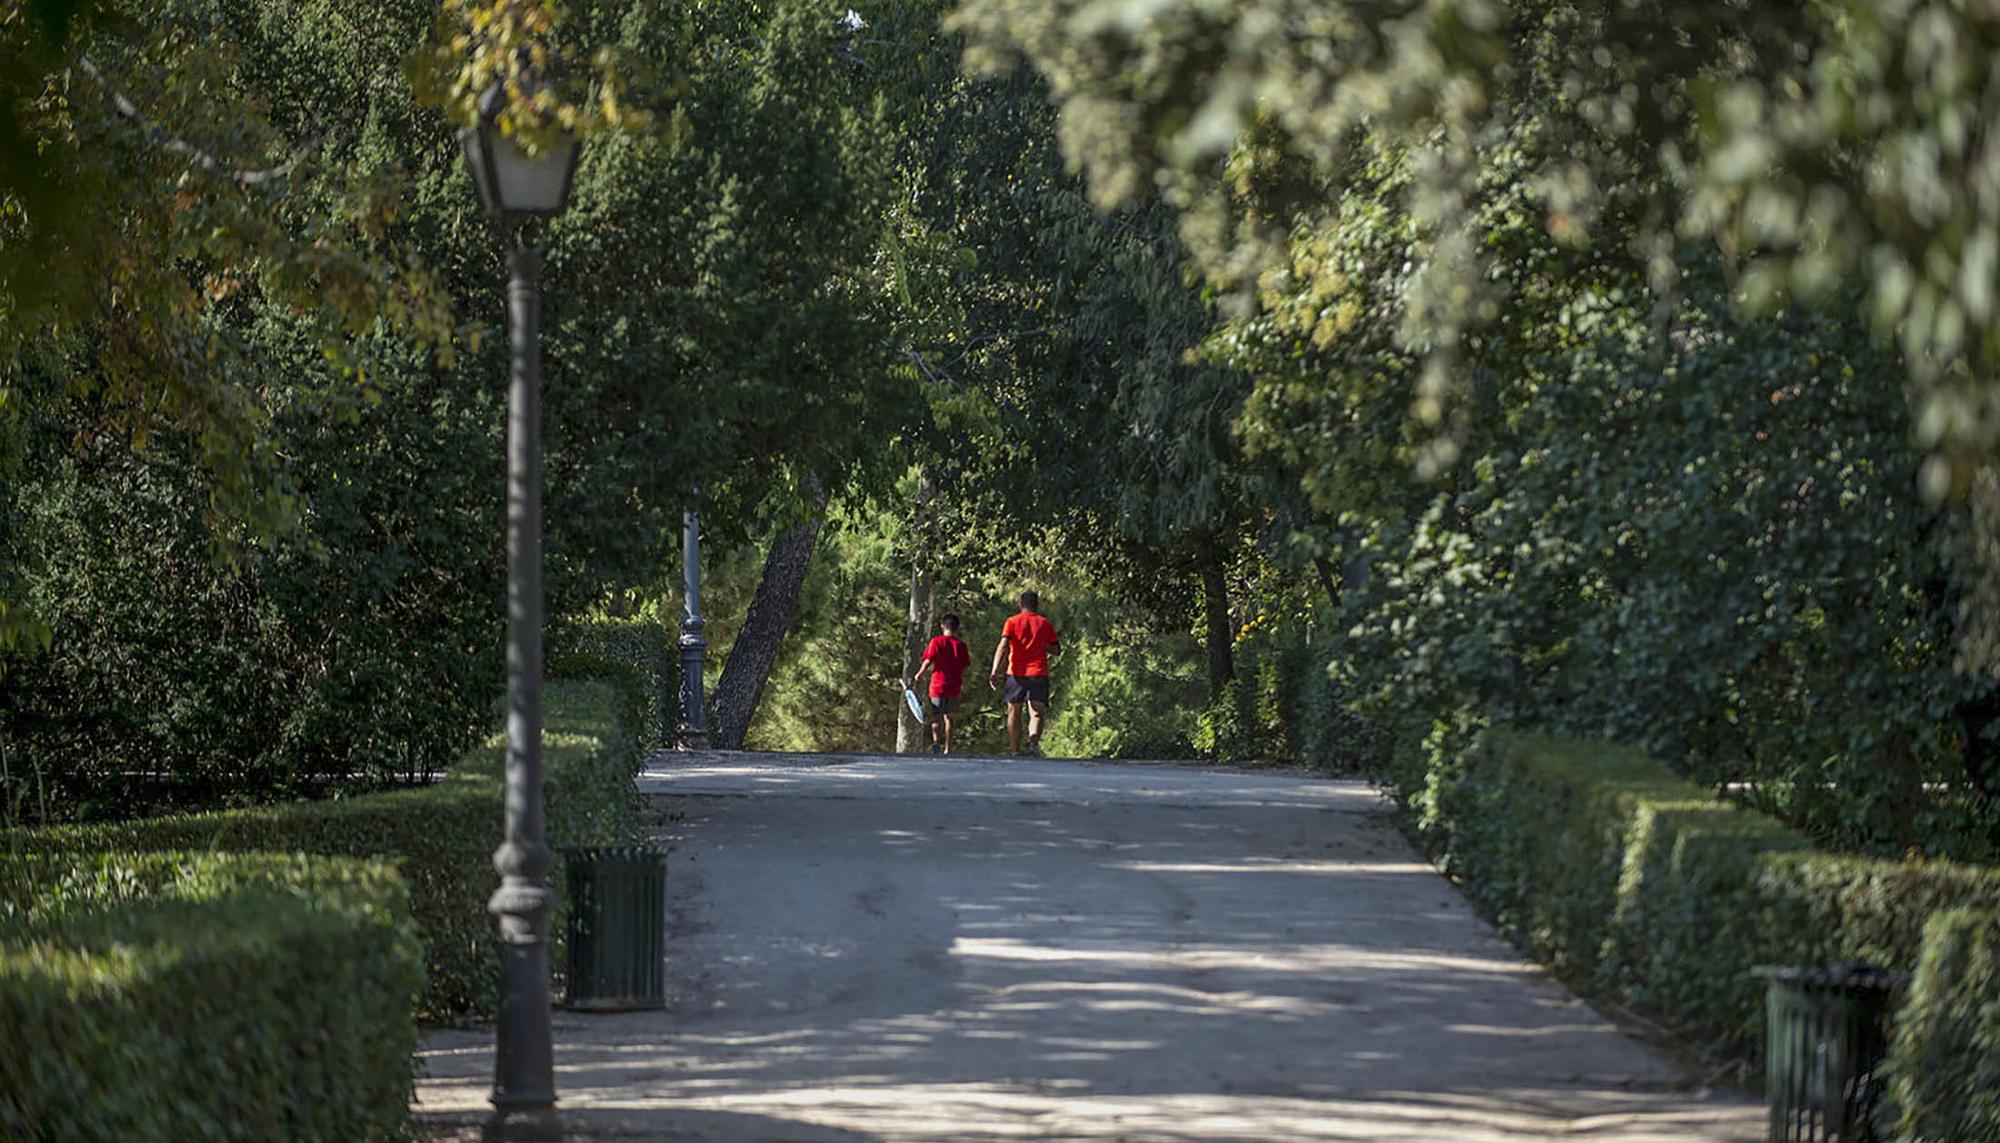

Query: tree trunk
<box><xmin>711</xmin><ymin>514</ymin><xmax>825</xmax><ymax>750</ymax></box>
<box><xmin>1959</xmin><ymin>689</ymin><xmax>2000</xmax><ymax>813</ymax></box>
<box><xmin>896</xmin><ymin>469</ymin><xmax>932</xmax><ymax>755</ymax></box>
<box><xmin>896</xmin><ymin>565</ymin><xmax>935</xmax><ymax>754</ymax></box>
<box><xmin>1201</xmin><ymin>550</ymin><xmax>1234</xmax><ymax>699</ymax></box>
<box><xmin>1311</xmin><ymin>555</ymin><xmax>1342</xmax><ymax>609</ymax></box>
<box><xmin>896</xmin><ymin>469</ymin><xmax>938</xmax><ymax>754</ymax></box>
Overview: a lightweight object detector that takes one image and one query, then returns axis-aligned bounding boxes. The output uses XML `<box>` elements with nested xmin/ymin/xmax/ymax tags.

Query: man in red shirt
<box><xmin>909</xmin><ymin>613</ymin><xmax>971</xmax><ymax>754</ymax></box>
<box><xmin>989</xmin><ymin>590</ymin><xmax>1060</xmax><ymax>756</ymax></box>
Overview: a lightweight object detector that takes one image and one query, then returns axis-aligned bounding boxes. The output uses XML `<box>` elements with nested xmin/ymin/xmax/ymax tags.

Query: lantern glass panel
<box><xmin>457</xmin><ymin>127</ymin><xmax>499</xmax><ymax>216</ymax></box>
<box><xmin>488</xmin><ymin>131</ymin><xmax>577</xmax><ymax>215</ymax></box>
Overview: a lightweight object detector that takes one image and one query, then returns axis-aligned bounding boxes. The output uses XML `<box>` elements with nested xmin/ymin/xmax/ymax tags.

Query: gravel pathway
<box><xmin>416</xmin><ymin>752</ymin><xmax>1762</xmax><ymax>1142</ymax></box>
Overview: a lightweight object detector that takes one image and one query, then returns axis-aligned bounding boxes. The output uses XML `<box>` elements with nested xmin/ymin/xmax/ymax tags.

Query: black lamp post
<box><xmin>459</xmin><ymin>81</ymin><xmax>580</xmax><ymax>1143</ymax></box>
<box><xmin>678</xmin><ymin>504</ymin><xmax>708</xmax><ymax>749</ymax></box>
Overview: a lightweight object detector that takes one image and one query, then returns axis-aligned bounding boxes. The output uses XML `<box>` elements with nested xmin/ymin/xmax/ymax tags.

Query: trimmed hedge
<box><xmin>0</xmin><ymin>852</ymin><xmax>421</xmax><ymax>1142</ymax></box>
<box><xmin>1444</xmin><ymin>731</ymin><xmax>2000</xmax><ymax>1065</ymax></box>
<box><xmin>1</xmin><ymin>678</ymin><xmax>642</xmax><ymax>1022</ymax></box>
<box><xmin>549</xmin><ymin>616</ymin><xmax>677</xmax><ymax>748</ymax></box>
<box><xmin>1889</xmin><ymin>909</ymin><xmax>2000</xmax><ymax>1141</ymax></box>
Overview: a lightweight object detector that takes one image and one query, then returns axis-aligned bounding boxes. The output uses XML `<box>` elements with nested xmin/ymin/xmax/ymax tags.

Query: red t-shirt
<box><xmin>924</xmin><ymin>635</ymin><xmax>970</xmax><ymax>698</ymax></box>
<box><xmin>1001</xmin><ymin>612</ymin><xmax>1059</xmax><ymax>678</ymax></box>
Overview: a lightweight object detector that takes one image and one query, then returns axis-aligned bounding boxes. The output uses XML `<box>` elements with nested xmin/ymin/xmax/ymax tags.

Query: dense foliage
<box><xmin>7</xmin><ymin>0</ymin><xmax>2000</xmax><ymax>1114</ymax></box>
<box><xmin>1</xmin><ymin>0</ymin><xmax>452</xmax><ymax>628</ymax></box>
<box><xmin>949</xmin><ymin>0</ymin><xmax>2000</xmax><ymax>489</ymax></box>
<box><xmin>3</xmin><ymin>677</ymin><xmax>643</xmax><ymax>1020</ymax></box>
<box><xmin>1445</xmin><ymin>730</ymin><xmax>2000</xmax><ymax>1085</ymax></box>
<box><xmin>1</xmin><ymin>0</ymin><xmax>911</xmax><ymax>825</ymax></box>
<box><xmin>0</xmin><ymin>851</ymin><xmax>422</xmax><ymax>1141</ymax></box>
<box><xmin>1889</xmin><ymin>909</ymin><xmax>2000</xmax><ymax>1141</ymax></box>
<box><xmin>1333</xmin><ymin>265</ymin><xmax>1995</xmax><ymax>855</ymax></box>
<box><xmin>931</xmin><ymin>0</ymin><xmax>2000</xmax><ymax>857</ymax></box>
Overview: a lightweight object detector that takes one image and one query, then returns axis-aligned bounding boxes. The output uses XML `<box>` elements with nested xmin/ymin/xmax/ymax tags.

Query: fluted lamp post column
<box><xmin>459</xmin><ymin>81</ymin><xmax>581</xmax><ymax>1143</ymax></box>
<box><xmin>678</xmin><ymin>505</ymin><xmax>709</xmax><ymax>749</ymax></box>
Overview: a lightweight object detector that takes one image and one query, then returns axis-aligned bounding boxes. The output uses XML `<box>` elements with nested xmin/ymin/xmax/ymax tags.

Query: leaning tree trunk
<box><xmin>711</xmin><ymin>514</ymin><xmax>825</xmax><ymax>750</ymax></box>
<box><xmin>1201</xmin><ymin>549</ymin><xmax>1235</xmax><ymax>699</ymax></box>
<box><xmin>895</xmin><ymin>469</ymin><xmax>938</xmax><ymax>754</ymax></box>
<box><xmin>1311</xmin><ymin>555</ymin><xmax>1342</xmax><ymax>609</ymax></box>
<box><xmin>895</xmin><ymin>563</ymin><xmax>935</xmax><ymax>754</ymax></box>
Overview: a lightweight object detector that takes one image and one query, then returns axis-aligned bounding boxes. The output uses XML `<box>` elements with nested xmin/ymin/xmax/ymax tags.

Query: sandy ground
<box><xmin>416</xmin><ymin>753</ymin><xmax>1764</xmax><ymax>1142</ymax></box>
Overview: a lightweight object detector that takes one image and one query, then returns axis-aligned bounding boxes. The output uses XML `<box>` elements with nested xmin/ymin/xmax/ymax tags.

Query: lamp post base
<box><xmin>676</xmin><ymin>637</ymin><xmax>707</xmax><ymax>751</ymax></box>
<box><xmin>483</xmin><ymin>1106</ymin><xmax>561</xmax><ymax>1143</ymax></box>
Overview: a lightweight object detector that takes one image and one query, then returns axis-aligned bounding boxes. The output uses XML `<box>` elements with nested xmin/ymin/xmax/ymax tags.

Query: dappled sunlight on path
<box><xmin>417</xmin><ymin>753</ymin><xmax>1761</xmax><ymax>1142</ymax></box>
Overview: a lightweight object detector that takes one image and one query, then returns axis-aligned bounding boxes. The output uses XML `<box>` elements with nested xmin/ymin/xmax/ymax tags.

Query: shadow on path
<box><xmin>417</xmin><ymin>753</ymin><xmax>1761</xmax><ymax>1142</ymax></box>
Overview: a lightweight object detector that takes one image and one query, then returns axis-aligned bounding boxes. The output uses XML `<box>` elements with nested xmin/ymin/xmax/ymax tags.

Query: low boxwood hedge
<box><xmin>1889</xmin><ymin>909</ymin><xmax>2000</xmax><ymax>1141</ymax></box>
<box><xmin>1</xmin><ymin>677</ymin><xmax>642</xmax><ymax>1022</ymax></box>
<box><xmin>549</xmin><ymin>616</ymin><xmax>677</xmax><ymax>748</ymax></box>
<box><xmin>0</xmin><ymin>852</ymin><xmax>421</xmax><ymax>1142</ymax></box>
<box><xmin>1443</xmin><ymin>730</ymin><xmax>2000</xmax><ymax>1077</ymax></box>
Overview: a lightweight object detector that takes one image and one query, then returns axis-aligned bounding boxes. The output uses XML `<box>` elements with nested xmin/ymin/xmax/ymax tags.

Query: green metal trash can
<box><xmin>1755</xmin><ymin>963</ymin><xmax>1905</xmax><ymax>1143</ymax></box>
<box><xmin>561</xmin><ymin>846</ymin><xmax>667</xmax><ymax>1011</ymax></box>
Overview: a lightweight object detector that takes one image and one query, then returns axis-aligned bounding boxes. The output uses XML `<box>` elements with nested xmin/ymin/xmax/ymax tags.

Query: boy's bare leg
<box><xmin>1027</xmin><ymin>700</ymin><xmax>1048</xmax><ymax>748</ymax></box>
<box><xmin>1006</xmin><ymin>702</ymin><xmax>1023</xmax><ymax>753</ymax></box>
<box><xmin>942</xmin><ymin>714</ymin><xmax>954</xmax><ymax>754</ymax></box>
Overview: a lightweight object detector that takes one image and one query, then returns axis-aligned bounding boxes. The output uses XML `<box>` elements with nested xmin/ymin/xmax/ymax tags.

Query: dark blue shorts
<box><xmin>1003</xmin><ymin>675</ymin><xmax>1050</xmax><ymax>705</ymax></box>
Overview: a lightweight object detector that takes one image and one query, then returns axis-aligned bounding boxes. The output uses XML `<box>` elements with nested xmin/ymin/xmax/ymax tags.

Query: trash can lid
<box><xmin>558</xmin><ymin>845</ymin><xmax>669</xmax><ymax>862</ymax></box>
<box><xmin>1752</xmin><ymin>962</ymin><xmax>1908</xmax><ymax>992</ymax></box>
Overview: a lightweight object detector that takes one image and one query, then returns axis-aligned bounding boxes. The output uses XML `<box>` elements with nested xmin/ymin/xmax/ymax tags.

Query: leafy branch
<box><xmin>75</xmin><ymin>55</ymin><xmax>323</xmax><ymax>187</ymax></box>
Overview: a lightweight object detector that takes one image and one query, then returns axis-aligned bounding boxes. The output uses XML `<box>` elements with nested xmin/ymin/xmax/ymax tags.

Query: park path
<box><xmin>416</xmin><ymin>753</ymin><xmax>1763</xmax><ymax>1142</ymax></box>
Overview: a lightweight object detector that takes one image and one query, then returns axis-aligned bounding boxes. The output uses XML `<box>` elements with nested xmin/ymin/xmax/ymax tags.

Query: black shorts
<box><xmin>929</xmin><ymin>695</ymin><xmax>961</xmax><ymax>715</ymax></box>
<box><xmin>1002</xmin><ymin>675</ymin><xmax>1050</xmax><ymax>705</ymax></box>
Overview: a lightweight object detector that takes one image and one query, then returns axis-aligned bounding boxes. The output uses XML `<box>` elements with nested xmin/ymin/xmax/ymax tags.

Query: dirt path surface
<box><xmin>416</xmin><ymin>753</ymin><xmax>1762</xmax><ymax>1141</ymax></box>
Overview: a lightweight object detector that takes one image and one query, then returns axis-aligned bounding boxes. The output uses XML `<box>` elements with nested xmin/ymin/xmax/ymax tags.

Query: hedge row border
<box><xmin>1397</xmin><ymin>727</ymin><xmax>2000</xmax><ymax>1134</ymax></box>
<box><xmin>1</xmin><ymin>675</ymin><xmax>645</xmax><ymax>1022</ymax></box>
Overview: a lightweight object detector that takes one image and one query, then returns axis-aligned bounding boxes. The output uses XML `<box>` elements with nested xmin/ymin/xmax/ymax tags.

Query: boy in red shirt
<box><xmin>989</xmin><ymin>591</ymin><xmax>1059</xmax><ymax>756</ymax></box>
<box><xmin>909</xmin><ymin>613</ymin><xmax>971</xmax><ymax>754</ymax></box>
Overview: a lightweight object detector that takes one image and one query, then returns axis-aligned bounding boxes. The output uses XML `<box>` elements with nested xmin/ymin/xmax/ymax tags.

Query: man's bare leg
<box><xmin>1006</xmin><ymin>702</ymin><xmax>1023</xmax><ymax>753</ymax></box>
<box><xmin>1027</xmin><ymin>700</ymin><xmax>1048</xmax><ymax>752</ymax></box>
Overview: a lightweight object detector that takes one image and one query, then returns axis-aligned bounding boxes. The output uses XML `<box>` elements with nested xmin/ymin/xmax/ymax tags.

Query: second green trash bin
<box><xmin>562</xmin><ymin>846</ymin><xmax>667</xmax><ymax>1011</ymax></box>
<box><xmin>1755</xmin><ymin>963</ymin><xmax>1905</xmax><ymax>1143</ymax></box>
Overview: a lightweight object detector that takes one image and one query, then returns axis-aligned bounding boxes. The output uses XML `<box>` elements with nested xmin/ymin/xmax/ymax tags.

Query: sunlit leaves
<box><xmin>951</xmin><ymin>0</ymin><xmax>2000</xmax><ymax>489</ymax></box>
<box><xmin>1689</xmin><ymin>0</ymin><xmax>2000</xmax><ymax>497</ymax></box>
<box><xmin>415</xmin><ymin>0</ymin><xmax>657</xmax><ymax>150</ymax></box>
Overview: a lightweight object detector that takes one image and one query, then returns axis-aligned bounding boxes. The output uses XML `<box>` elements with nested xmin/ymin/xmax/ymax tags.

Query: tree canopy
<box><xmin>4</xmin><ymin>0</ymin><xmax>1997</xmax><ymax>863</ymax></box>
<box><xmin>948</xmin><ymin>0</ymin><xmax>2000</xmax><ymax>491</ymax></box>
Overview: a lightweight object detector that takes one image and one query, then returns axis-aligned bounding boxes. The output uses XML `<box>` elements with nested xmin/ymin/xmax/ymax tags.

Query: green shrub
<box><xmin>1597</xmin><ymin>799</ymin><xmax>1811</xmax><ymax>1056</ymax></box>
<box><xmin>1</xmin><ymin>776</ymin><xmax>492</xmax><ymax>1021</ymax></box>
<box><xmin>1383</xmin><ymin>708</ymin><xmax>1488</xmax><ymax>862</ymax></box>
<box><xmin>549</xmin><ymin>617</ymin><xmax>677</xmax><ymax>748</ymax></box>
<box><xmin>1451</xmin><ymin>733</ymin><xmax>1744</xmax><ymax>978</ymax></box>
<box><xmin>2</xmin><ymin>428</ymin><xmax>504</xmax><ymax>828</ymax></box>
<box><xmin>1194</xmin><ymin>655</ymin><xmax>1286</xmax><ymax>762</ymax></box>
<box><xmin>1447</xmin><ymin>730</ymin><xmax>2000</xmax><ymax>1069</ymax></box>
<box><xmin>1282</xmin><ymin>645</ymin><xmax>1380</xmax><ymax>774</ymax></box>
<box><xmin>1</xmin><ymin>678</ymin><xmax>641</xmax><ymax>1022</ymax></box>
<box><xmin>502</xmin><ymin>680</ymin><xmax>645</xmax><ymax>854</ymax></box>
<box><xmin>1889</xmin><ymin>909</ymin><xmax>2000</xmax><ymax>1141</ymax></box>
<box><xmin>0</xmin><ymin>852</ymin><xmax>421</xmax><ymax>1142</ymax></box>
<box><xmin>1328</xmin><ymin>268</ymin><xmax>1997</xmax><ymax>860</ymax></box>
<box><xmin>1040</xmin><ymin>630</ymin><xmax>1204</xmax><ymax>760</ymax></box>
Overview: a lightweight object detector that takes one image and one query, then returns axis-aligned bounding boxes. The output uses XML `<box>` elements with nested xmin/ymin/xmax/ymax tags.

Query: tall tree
<box><xmin>948</xmin><ymin>0</ymin><xmax>2000</xmax><ymax>489</ymax></box>
<box><xmin>712</xmin><ymin>511</ymin><xmax>826</xmax><ymax>750</ymax></box>
<box><xmin>2</xmin><ymin>0</ymin><xmax>923</xmax><ymax>817</ymax></box>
